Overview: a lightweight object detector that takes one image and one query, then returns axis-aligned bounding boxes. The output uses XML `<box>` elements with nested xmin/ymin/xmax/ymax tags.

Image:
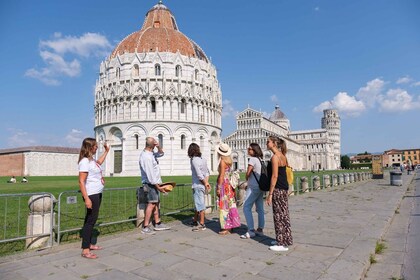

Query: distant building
<box><xmin>350</xmin><ymin>154</ymin><xmax>373</xmax><ymax>164</ymax></box>
<box><xmin>223</xmin><ymin>106</ymin><xmax>341</xmax><ymax>171</ymax></box>
<box><xmin>0</xmin><ymin>146</ymin><xmax>79</xmax><ymax>176</ymax></box>
<box><xmin>402</xmin><ymin>148</ymin><xmax>420</xmax><ymax>166</ymax></box>
<box><xmin>382</xmin><ymin>149</ymin><xmax>403</xmax><ymax>167</ymax></box>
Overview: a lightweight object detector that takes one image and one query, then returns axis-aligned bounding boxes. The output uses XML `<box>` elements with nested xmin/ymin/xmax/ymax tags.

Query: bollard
<box><xmin>288</xmin><ymin>183</ymin><xmax>295</xmax><ymax>196</ymax></box>
<box><xmin>338</xmin><ymin>174</ymin><xmax>344</xmax><ymax>185</ymax></box>
<box><xmin>323</xmin><ymin>174</ymin><xmax>331</xmax><ymax>188</ymax></box>
<box><xmin>349</xmin><ymin>173</ymin><xmax>354</xmax><ymax>183</ymax></box>
<box><xmin>204</xmin><ymin>193</ymin><xmax>213</xmax><ymax>214</ymax></box>
<box><xmin>332</xmin><ymin>174</ymin><xmax>338</xmax><ymax>186</ymax></box>
<box><xmin>136</xmin><ymin>187</ymin><xmax>147</xmax><ymax>227</ymax></box>
<box><xmin>344</xmin><ymin>173</ymin><xmax>350</xmax><ymax>184</ymax></box>
<box><xmin>236</xmin><ymin>181</ymin><xmax>247</xmax><ymax>207</ymax></box>
<box><xmin>301</xmin><ymin>176</ymin><xmax>308</xmax><ymax>192</ymax></box>
<box><xmin>313</xmin><ymin>176</ymin><xmax>320</xmax><ymax>190</ymax></box>
<box><xmin>26</xmin><ymin>194</ymin><xmax>55</xmax><ymax>249</ymax></box>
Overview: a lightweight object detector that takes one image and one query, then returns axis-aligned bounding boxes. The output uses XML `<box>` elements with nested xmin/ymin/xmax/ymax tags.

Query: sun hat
<box><xmin>160</xmin><ymin>182</ymin><xmax>176</xmax><ymax>192</ymax></box>
<box><xmin>217</xmin><ymin>143</ymin><xmax>232</xmax><ymax>157</ymax></box>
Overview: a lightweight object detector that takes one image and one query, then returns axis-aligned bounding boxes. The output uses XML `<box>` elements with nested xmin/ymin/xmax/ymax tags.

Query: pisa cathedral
<box><xmin>223</xmin><ymin>106</ymin><xmax>341</xmax><ymax>171</ymax></box>
<box><xmin>93</xmin><ymin>1</ymin><xmax>341</xmax><ymax>177</ymax></box>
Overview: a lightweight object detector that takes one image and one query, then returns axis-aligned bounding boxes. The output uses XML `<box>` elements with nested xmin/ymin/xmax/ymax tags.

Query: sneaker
<box><xmin>141</xmin><ymin>226</ymin><xmax>155</xmax><ymax>235</ymax></box>
<box><xmin>192</xmin><ymin>223</ymin><xmax>206</xmax><ymax>232</ymax></box>
<box><xmin>154</xmin><ymin>223</ymin><xmax>170</xmax><ymax>231</ymax></box>
<box><xmin>269</xmin><ymin>245</ymin><xmax>289</xmax><ymax>252</ymax></box>
<box><xmin>240</xmin><ymin>230</ymin><xmax>256</xmax><ymax>239</ymax></box>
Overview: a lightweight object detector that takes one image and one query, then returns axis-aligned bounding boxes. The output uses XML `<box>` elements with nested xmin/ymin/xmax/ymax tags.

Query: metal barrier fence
<box><xmin>0</xmin><ymin>192</ymin><xmax>55</xmax><ymax>248</ymax></box>
<box><xmin>56</xmin><ymin>183</ymin><xmax>216</xmax><ymax>244</ymax></box>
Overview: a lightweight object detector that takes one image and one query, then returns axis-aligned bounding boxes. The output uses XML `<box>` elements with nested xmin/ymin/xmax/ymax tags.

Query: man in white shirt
<box><xmin>139</xmin><ymin>137</ymin><xmax>170</xmax><ymax>234</ymax></box>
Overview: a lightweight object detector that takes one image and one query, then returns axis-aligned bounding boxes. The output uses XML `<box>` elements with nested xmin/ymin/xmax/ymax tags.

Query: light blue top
<box><xmin>139</xmin><ymin>150</ymin><xmax>162</xmax><ymax>185</ymax></box>
<box><xmin>191</xmin><ymin>156</ymin><xmax>209</xmax><ymax>185</ymax></box>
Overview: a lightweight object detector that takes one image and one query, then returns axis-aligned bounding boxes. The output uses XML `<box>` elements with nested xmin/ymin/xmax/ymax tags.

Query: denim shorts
<box><xmin>192</xmin><ymin>184</ymin><xmax>206</xmax><ymax>212</ymax></box>
<box><xmin>143</xmin><ymin>184</ymin><xmax>159</xmax><ymax>203</ymax></box>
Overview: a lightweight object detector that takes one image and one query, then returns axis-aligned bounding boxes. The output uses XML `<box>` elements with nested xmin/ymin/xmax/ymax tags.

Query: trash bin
<box><xmin>390</xmin><ymin>170</ymin><xmax>402</xmax><ymax>186</ymax></box>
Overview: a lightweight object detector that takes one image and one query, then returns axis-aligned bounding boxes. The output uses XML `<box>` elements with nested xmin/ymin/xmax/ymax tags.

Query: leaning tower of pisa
<box><xmin>321</xmin><ymin>109</ymin><xmax>341</xmax><ymax>169</ymax></box>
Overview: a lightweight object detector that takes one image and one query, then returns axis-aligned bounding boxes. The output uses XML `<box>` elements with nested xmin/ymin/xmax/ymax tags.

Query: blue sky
<box><xmin>1</xmin><ymin>0</ymin><xmax>419</xmax><ymax>154</ymax></box>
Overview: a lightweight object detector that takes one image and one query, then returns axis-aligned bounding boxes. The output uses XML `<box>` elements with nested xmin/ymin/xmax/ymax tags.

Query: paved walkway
<box><xmin>0</xmin><ymin>172</ymin><xmax>415</xmax><ymax>280</ymax></box>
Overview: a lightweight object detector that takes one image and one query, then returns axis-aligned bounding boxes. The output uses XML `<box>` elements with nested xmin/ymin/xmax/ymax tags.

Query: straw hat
<box><xmin>217</xmin><ymin>143</ymin><xmax>232</xmax><ymax>157</ymax></box>
<box><xmin>160</xmin><ymin>182</ymin><xmax>176</xmax><ymax>192</ymax></box>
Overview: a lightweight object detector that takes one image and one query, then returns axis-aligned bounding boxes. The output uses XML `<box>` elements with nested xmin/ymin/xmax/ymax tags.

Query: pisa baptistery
<box><xmin>94</xmin><ymin>1</ymin><xmax>222</xmax><ymax>176</ymax></box>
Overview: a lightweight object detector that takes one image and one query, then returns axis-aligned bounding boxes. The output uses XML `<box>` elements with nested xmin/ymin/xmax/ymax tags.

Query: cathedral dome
<box><xmin>111</xmin><ymin>1</ymin><xmax>208</xmax><ymax>62</ymax></box>
<box><xmin>269</xmin><ymin>105</ymin><xmax>288</xmax><ymax>121</ymax></box>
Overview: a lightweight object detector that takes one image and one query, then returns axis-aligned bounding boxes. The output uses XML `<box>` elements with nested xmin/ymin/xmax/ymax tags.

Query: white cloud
<box><xmin>314</xmin><ymin>7</ymin><xmax>320</xmax><ymax>12</ymax></box>
<box><xmin>412</xmin><ymin>81</ymin><xmax>420</xmax><ymax>87</ymax></box>
<box><xmin>270</xmin><ymin>95</ymin><xmax>279</xmax><ymax>103</ymax></box>
<box><xmin>65</xmin><ymin>129</ymin><xmax>85</xmax><ymax>146</ymax></box>
<box><xmin>356</xmin><ymin>78</ymin><xmax>385</xmax><ymax>108</ymax></box>
<box><xmin>222</xmin><ymin>99</ymin><xmax>236</xmax><ymax>117</ymax></box>
<box><xmin>378</xmin><ymin>88</ymin><xmax>420</xmax><ymax>112</ymax></box>
<box><xmin>314</xmin><ymin>92</ymin><xmax>365</xmax><ymax>117</ymax></box>
<box><xmin>396</xmin><ymin>76</ymin><xmax>412</xmax><ymax>84</ymax></box>
<box><xmin>40</xmin><ymin>32</ymin><xmax>112</xmax><ymax>58</ymax></box>
<box><xmin>7</xmin><ymin>129</ymin><xmax>37</xmax><ymax>147</ymax></box>
<box><xmin>26</xmin><ymin>32</ymin><xmax>112</xmax><ymax>86</ymax></box>
<box><xmin>313</xmin><ymin>101</ymin><xmax>332</xmax><ymax>113</ymax></box>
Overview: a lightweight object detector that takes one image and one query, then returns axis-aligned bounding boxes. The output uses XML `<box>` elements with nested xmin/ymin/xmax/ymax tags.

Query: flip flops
<box><xmin>218</xmin><ymin>230</ymin><xmax>231</xmax><ymax>235</ymax></box>
<box><xmin>89</xmin><ymin>245</ymin><xmax>103</xmax><ymax>250</ymax></box>
<box><xmin>81</xmin><ymin>252</ymin><xmax>98</xmax><ymax>259</ymax></box>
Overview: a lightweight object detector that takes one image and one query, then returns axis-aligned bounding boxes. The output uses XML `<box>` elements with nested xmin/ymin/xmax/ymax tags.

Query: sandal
<box><xmin>81</xmin><ymin>252</ymin><xmax>98</xmax><ymax>259</ymax></box>
<box><xmin>90</xmin><ymin>245</ymin><xmax>103</xmax><ymax>250</ymax></box>
<box><xmin>218</xmin><ymin>230</ymin><xmax>231</xmax><ymax>235</ymax></box>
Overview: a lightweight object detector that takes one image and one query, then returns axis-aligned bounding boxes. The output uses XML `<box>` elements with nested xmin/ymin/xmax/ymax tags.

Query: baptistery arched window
<box><xmin>155</xmin><ymin>64</ymin><xmax>161</xmax><ymax>76</ymax></box>
<box><xmin>132</xmin><ymin>64</ymin><xmax>139</xmax><ymax>77</ymax></box>
<box><xmin>150</xmin><ymin>98</ymin><xmax>156</xmax><ymax>113</ymax></box>
<box><xmin>116</xmin><ymin>67</ymin><xmax>121</xmax><ymax>78</ymax></box>
<box><xmin>175</xmin><ymin>65</ymin><xmax>182</xmax><ymax>77</ymax></box>
<box><xmin>181</xmin><ymin>99</ymin><xmax>186</xmax><ymax>114</ymax></box>
<box><xmin>195</xmin><ymin>69</ymin><xmax>199</xmax><ymax>80</ymax></box>
<box><xmin>135</xmin><ymin>134</ymin><xmax>139</xmax><ymax>150</ymax></box>
<box><xmin>158</xmin><ymin>134</ymin><xmax>163</xmax><ymax>148</ymax></box>
<box><xmin>181</xmin><ymin>135</ymin><xmax>186</xmax><ymax>149</ymax></box>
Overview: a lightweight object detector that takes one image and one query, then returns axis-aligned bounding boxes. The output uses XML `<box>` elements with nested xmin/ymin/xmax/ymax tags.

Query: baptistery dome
<box><xmin>111</xmin><ymin>2</ymin><xmax>208</xmax><ymax>62</ymax></box>
<box><xmin>94</xmin><ymin>1</ymin><xmax>222</xmax><ymax>176</ymax></box>
<box><xmin>269</xmin><ymin>105</ymin><xmax>290</xmax><ymax>131</ymax></box>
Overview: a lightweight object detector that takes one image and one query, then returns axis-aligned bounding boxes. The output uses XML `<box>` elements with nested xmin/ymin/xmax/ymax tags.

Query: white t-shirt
<box><xmin>78</xmin><ymin>158</ymin><xmax>104</xmax><ymax>196</ymax></box>
<box><xmin>248</xmin><ymin>157</ymin><xmax>262</xmax><ymax>189</ymax></box>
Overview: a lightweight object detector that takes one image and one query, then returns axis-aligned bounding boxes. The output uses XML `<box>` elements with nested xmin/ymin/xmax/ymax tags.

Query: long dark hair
<box><xmin>188</xmin><ymin>143</ymin><xmax>202</xmax><ymax>158</ymax></box>
<box><xmin>78</xmin><ymin>138</ymin><xmax>97</xmax><ymax>163</ymax></box>
<box><xmin>249</xmin><ymin>143</ymin><xmax>263</xmax><ymax>159</ymax></box>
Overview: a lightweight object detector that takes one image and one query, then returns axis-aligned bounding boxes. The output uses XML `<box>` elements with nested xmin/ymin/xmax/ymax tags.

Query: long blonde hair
<box><xmin>220</xmin><ymin>155</ymin><xmax>233</xmax><ymax>167</ymax></box>
<box><xmin>78</xmin><ymin>138</ymin><xmax>97</xmax><ymax>163</ymax></box>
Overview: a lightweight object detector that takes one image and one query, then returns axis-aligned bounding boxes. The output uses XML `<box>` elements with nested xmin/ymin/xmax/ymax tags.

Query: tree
<box><xmin>341</xmin><ymin>155</ymin><xmax>351</xmax><ymax>169</ymax></box>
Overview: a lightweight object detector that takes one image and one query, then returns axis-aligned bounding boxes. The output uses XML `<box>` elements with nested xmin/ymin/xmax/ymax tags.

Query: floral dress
<box><xmin>218</xmin><ymin>167</ymin><xmax>241</xmax><ymax>229</ymax></box>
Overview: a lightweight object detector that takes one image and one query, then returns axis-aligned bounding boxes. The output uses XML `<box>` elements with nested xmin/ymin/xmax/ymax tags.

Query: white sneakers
<box><xmin>269</xmin><ymin>245</ymin><xmax>289</xmax><ymax>252</ymax></box>
<box><xmin>240</xmin><ymin>230</ymin><xmax>256</xmax><ymax>239</ymax></box>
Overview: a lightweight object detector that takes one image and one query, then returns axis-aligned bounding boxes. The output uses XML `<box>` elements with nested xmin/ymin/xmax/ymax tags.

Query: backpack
<box><xmin>252</xmin><ymin>159</ymin><xmax>270</xmax><ymax>191</ymax></box>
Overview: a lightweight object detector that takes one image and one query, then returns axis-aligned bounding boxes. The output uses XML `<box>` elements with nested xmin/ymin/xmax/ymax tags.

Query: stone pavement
<box><xmin>0</xmin><ymin>171</ymin><xmax>415</xmax><ymax>280</ymax></box>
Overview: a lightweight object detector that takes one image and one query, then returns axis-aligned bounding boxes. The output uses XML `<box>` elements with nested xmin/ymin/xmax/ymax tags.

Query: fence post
<box><xmin>26</xmin><ymin>194</ymin><xmax>55</xmax><ymax>249</ymax></box>
<box><xmin>301</xmin><ymin>176</ymin><xmax>308</xmax><ymax>193</ymax></box>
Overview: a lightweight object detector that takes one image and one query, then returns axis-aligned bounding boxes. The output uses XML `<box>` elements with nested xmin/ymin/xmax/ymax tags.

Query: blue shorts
<box><xmin>143</xmin><ymin>184</ymin><xmax>160</xmax><ymax>203</ymax></box>
<box><xmin>192</xmin><ymin>184</ymin><xmax>206</xmax><ymax>212</ymax></box>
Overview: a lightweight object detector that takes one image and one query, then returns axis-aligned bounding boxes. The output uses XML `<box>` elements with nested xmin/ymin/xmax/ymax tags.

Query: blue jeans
<box><xmin>243</xmin><ymin>185</ymin><xmax>265</xmax><ymax>231</ymax></box>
